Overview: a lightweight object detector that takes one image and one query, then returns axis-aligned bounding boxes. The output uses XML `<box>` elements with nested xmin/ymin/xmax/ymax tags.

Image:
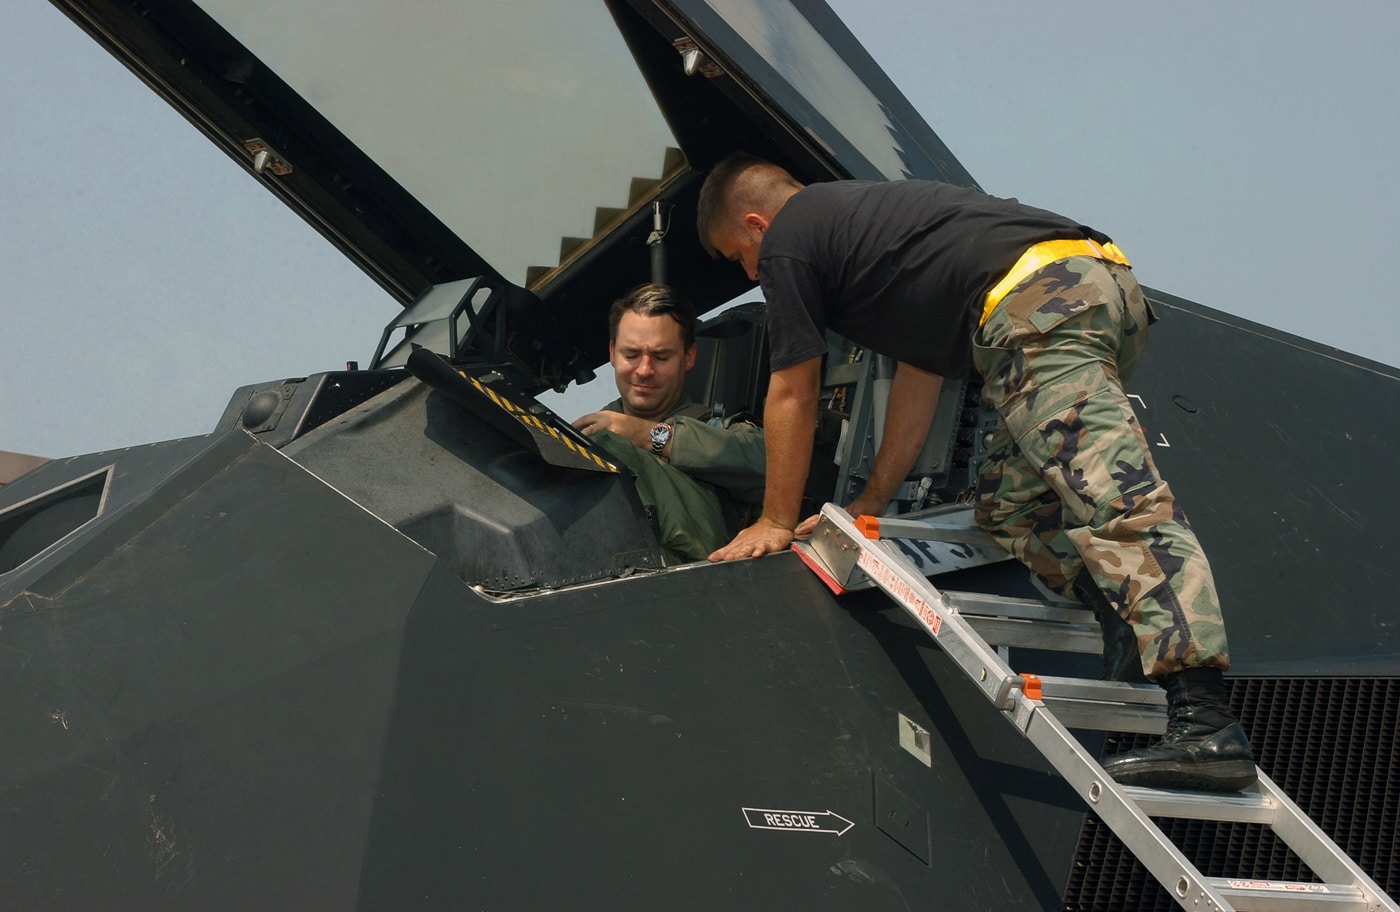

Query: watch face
<box><xmin>650</xmin><ymin>423</ymin><xmax>671</xmax><ymax>452</ymax></box>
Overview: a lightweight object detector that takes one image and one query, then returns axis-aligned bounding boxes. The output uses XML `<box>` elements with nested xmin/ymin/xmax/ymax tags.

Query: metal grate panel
<box><xmin>1062</xmin><ymin>677</ymin><xmax>1399</xmax><ymax>911</ymax></box>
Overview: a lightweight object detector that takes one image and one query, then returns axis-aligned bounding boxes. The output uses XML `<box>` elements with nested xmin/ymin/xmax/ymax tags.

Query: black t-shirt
<box><xmin>760</xmin><ymin>180</ymin><xmax>1113</xmax><ymax>378</ymax></box>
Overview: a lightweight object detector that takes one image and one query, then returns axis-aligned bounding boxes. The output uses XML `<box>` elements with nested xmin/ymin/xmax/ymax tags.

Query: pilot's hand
<box><xmin>573</xmin><ymin>410</ymin><xmax>646</xmax><ymax>445</ymax></box>
<box><xmin>708</xmin><ymin>516</ymin><xmax>795</xmax><ymax>562</ymax></box>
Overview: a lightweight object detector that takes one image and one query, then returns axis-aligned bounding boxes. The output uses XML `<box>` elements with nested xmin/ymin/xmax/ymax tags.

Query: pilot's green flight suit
<box><xmin>591</xmin><ymin>397</ymin><xmax>764</xmax><ymax>565</ymax></box>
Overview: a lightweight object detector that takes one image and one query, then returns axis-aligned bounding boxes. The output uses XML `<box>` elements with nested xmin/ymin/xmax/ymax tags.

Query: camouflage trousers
<box><xmin>971</xmin><ymin>257</ymin><xmax>1230</xmax><ymax>678</ymax></box>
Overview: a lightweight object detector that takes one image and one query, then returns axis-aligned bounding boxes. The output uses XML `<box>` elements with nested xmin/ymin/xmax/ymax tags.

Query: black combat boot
<box><xmin>1101</xmin><ymin>667</ymin><xmax>1258</xmax><ymax>792</ymax></box>
<box><xmin>1072</xmin><ymin>572</ymin><xmax>1148</xmax><ymax>684</ymax></box>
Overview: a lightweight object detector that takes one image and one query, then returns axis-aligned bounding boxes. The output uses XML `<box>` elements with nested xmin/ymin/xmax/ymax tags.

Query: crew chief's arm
<box><xmin>708</xmin><ymin>356</ymin><xmax>821</xmax><ymax>561</ymax></box>
<box><xmin>846</xmin><ymin>361</ymin><xmax>942</xmax><ymax>517</ymax></box>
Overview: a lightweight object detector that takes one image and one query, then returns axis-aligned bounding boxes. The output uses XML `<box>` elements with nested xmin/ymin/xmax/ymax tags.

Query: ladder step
<box><xmin>1037</xmin><ymin>676</ymin><xmax>1166</xmax><ymax>734</ymax></box>
<box><xmin>944</xmin><ymin>589</ymin><xmax>1088</xmax><ymax>622</ymax></box>
<box><xmin>947</xmin><ymin>592</ymin><xmax>1106</xmax><ymax>658</ymax></box>
<box><xmin>1208</xmin><ymin>878</ymin><xmax>1369</xmax><ymax>911</ymax></box>
<box><xmin>1043</xmin><ymin>700</ymin><xmax>1164</xmax><ymax>733</ymax></box>
<box><xmin>1038</xmin><ymin>677</ymin><xmax>1165</xmax><ymax>706</ymax></box>
<box><xmin>1121</xmin><ymin>784</ymin><xmax>1277</xmax><ymax>824</ymax></box>
<box><xmin>863</xmin><ymin>513</ymin><xmax>1002</xmax><ymax>550</ymax></box>
<box><xmin>963</xmin><ymin>615</ymin><xmax>1103</xmax><ymax>654</ymax></box>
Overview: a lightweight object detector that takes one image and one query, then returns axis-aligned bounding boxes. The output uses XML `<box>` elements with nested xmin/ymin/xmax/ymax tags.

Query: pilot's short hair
<box><xmin>608</xmin><ymin>283</ymin><xmax>697</xmax><ymax>349</ymax></box>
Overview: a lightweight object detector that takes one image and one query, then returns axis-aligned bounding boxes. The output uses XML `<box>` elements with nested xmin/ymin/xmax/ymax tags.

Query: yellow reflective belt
<box><xmin>979</xmin><ymin>238</ymin><xmax>1131</xmax><ymax>326</ymax></box>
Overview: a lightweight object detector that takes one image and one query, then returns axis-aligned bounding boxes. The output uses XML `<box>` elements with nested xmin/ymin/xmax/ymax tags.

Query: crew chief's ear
<box><xmin>742</xmin><ymin>212</ymin><xmax>769</xmax><ymax>234</ymax></box>
<box><xmin>684</xmin><ymin>343</ymin><xmax>697</xmax><ymax>372</ymax></box>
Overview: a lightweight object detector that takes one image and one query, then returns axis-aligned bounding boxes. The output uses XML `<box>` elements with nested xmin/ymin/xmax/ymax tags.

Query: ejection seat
<box><xmin>685</xmin><ymin>301</ymin><xmax>835</xmax><ymax>517</ymax></box>
<box><xmin>683</xmin><ymin>301</ymin><xmax>769</xmax><ymax>429</ymax></box>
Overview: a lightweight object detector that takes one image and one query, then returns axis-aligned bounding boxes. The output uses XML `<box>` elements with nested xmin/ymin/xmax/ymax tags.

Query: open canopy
<box><xmin>53</xmin><ymin>0</ymin><xmax>973</xmax><ymax>389</ymax></box>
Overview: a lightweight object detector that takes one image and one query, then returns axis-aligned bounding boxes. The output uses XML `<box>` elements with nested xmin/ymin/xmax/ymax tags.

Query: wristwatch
<box><xmin>649</xmin><ymin>422</ymin><xmax>673</xmax><ymax>456</ymax></box>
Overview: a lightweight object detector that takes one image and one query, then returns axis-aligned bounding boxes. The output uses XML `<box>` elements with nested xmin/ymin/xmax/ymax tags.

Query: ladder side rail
<box><xmin>1255</xmin><ymin>772</ymin><xmax>1399</xmax><ymax>910</ymax></box>
<box><xmin>854</xmin><ymin>532</ymin><xmax>1027</xmax><ymax>710</ymax></box>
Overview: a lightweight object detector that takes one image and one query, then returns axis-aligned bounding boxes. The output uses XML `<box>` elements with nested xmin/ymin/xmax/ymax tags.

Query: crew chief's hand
<box><xmin>708</xmin><ymin>515</ymin><xmax>794</xmax><ymax>562</ymax></box>
<box><xmin>791</xmin><ymin>491</ymin><xmax>888</xmax><ymax>539</ymax></box>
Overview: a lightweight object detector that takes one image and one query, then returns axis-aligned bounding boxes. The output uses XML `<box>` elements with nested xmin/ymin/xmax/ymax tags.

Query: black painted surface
<box><xmin>1128</xmin><ymin>292</ymin><xmax>1400</xmax><ymax>673</ymax></box>
<box><xmin>1</xmin><ymin>435</ymin><xmax>436</xmax><ymax>910</ymax></box>
<box><xmin>358</xmin><ymin>556</ymin><xmax>1088</xmax><ymax>910</ymax></box>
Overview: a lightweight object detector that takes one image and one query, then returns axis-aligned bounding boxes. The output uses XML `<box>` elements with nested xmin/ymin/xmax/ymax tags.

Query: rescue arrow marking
<box><xmin>1128</xmin><ymin>393</ymin><xmax>1147</xmax><ymax>410</ymax></box>
<box><xmin>742</xmin><ymin>807</ymin><xmax>854</xmax><ymax>836</ymax></box>
<box><xmin>1155</xmin><ymin>432</ymin><xmax>1171</xmax><ymax>448</ymax></box>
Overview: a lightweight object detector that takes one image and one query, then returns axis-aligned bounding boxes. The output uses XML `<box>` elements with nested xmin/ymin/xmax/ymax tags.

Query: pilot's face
<box><xmin>610</xmin><ymin>310</ymin><xmax>696</xmax><ymax>421</ymax></box>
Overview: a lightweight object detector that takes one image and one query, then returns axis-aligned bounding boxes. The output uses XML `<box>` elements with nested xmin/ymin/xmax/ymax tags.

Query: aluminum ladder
<box><xmin>793</xmin><ymin>502</ymin><xmax>1397</xmax><ymax>912</ymax></box>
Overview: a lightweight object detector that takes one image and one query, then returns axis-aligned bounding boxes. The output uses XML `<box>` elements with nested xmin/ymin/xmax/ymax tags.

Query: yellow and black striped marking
<box><xmin>466</xmin><ymin>373</ymin><xmax>616</xmax><ymax>473</ymax></box>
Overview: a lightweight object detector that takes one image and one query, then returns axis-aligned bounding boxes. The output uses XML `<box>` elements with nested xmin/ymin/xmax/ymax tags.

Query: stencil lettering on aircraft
<box><xmin>741</xmin><ymin>807</ymin><xmax>854</xmax><ymax>836</ymax></box>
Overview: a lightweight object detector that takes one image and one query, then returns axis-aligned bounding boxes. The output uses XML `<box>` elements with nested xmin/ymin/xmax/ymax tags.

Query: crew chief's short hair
<box><xmin>696</xmin><ymin>153</ymin><xmax>804</xmax><ymax>259</ymax></box>
<box><xmin>695</xmin><ymin>152</ymin><xmax>769</xmax><ymax>259</ymax></box>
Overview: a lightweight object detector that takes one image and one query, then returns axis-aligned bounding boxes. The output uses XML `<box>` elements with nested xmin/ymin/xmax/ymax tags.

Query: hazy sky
<box><xmin>2</xmin><ymin>1</ymin><xmax>1397</xmax><ymax>459</ymax></box>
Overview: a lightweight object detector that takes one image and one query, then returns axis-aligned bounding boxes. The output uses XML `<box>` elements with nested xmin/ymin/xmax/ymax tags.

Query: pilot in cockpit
<box><xmin>573</xmin><ymin>283</ymin><xmax>765</xmax><ymax>564</ymax></box>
